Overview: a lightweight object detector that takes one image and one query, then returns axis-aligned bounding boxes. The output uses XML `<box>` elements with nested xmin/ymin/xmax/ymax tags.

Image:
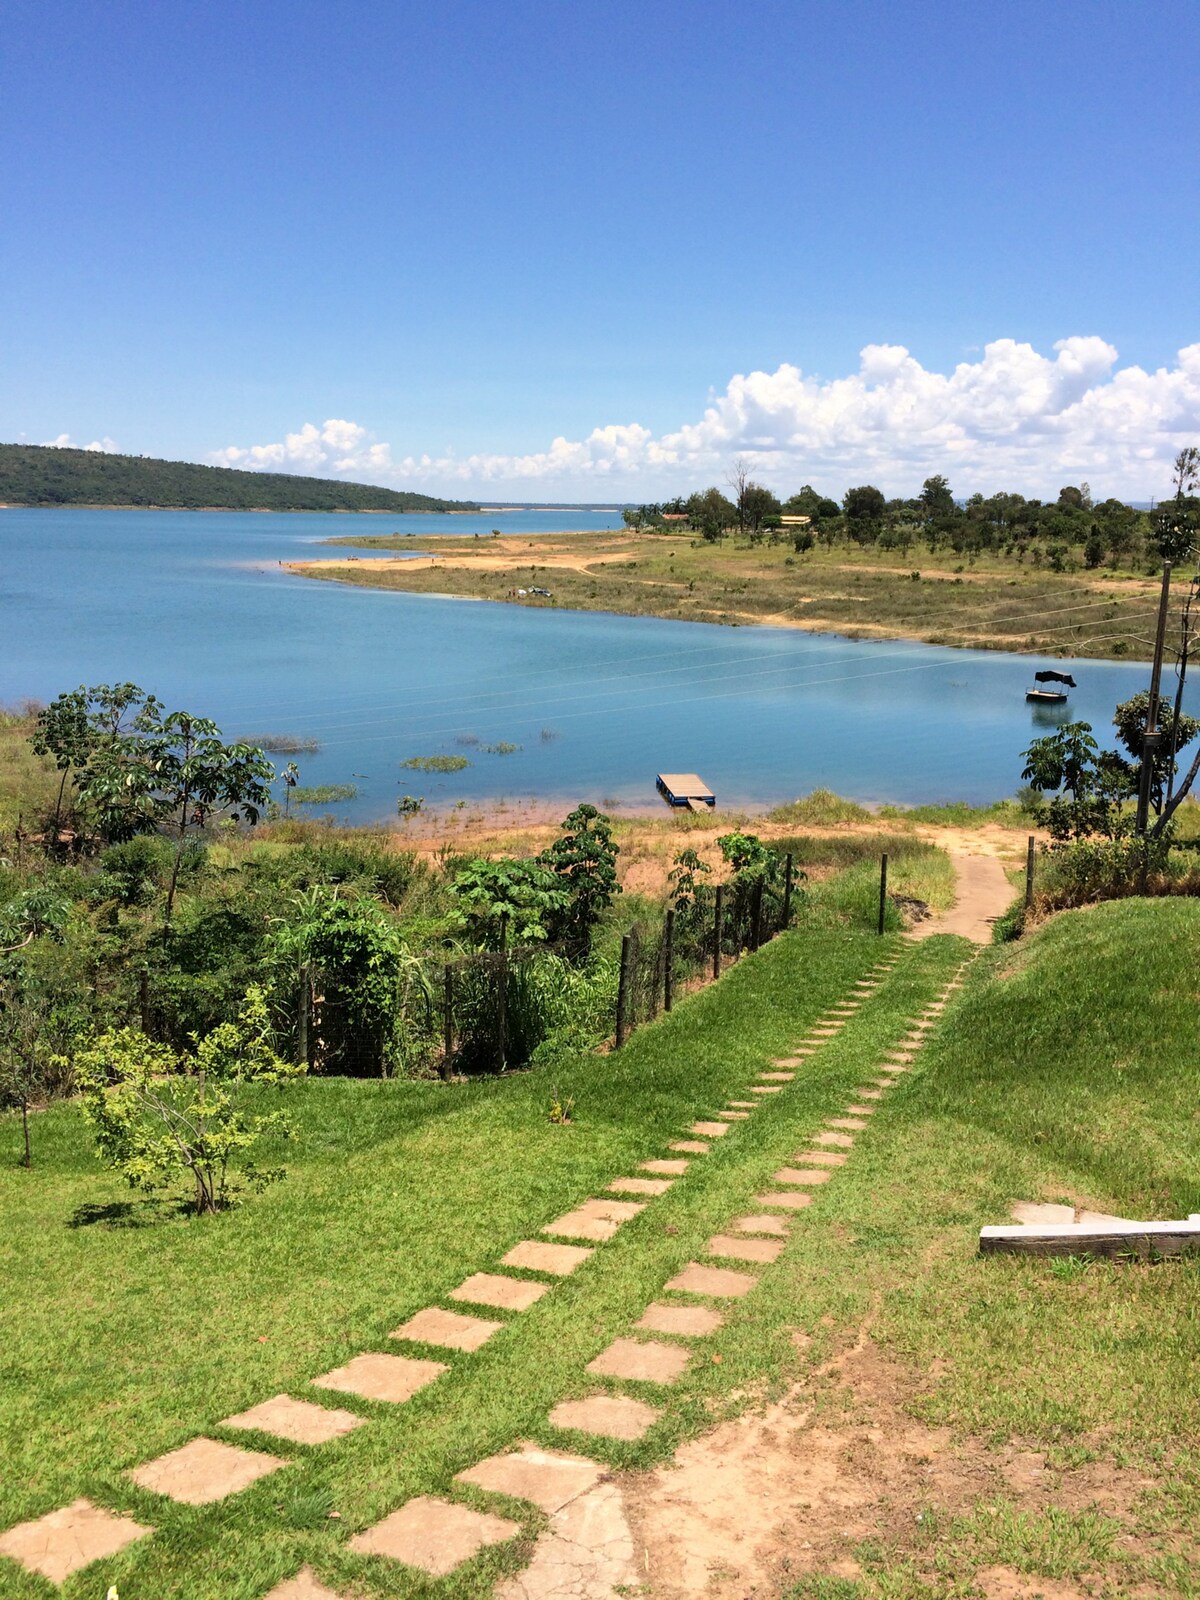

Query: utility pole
<box><xmin>1135</xmin><ymin>561</ymin><xmax>1173</xmax><ymax>837</ymax></box>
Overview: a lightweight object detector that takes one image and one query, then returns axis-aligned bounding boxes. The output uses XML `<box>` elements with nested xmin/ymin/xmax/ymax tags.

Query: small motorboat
<box><xmin>1026</xmin><ymin>668</ymin><xmax>1077</xmax><ymax>704</ymax></box>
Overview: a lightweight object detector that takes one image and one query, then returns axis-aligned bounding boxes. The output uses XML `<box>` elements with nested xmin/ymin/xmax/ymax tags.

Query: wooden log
<box><xmin>979</xmin><ymin>1220</ymin><xmax>1200</xmax><ymax>1260</ymax></box>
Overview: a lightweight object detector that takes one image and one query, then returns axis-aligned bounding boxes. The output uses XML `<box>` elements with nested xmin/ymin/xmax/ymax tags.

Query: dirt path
<box><xmin>911</xmin><ymin>850</ymin><xmax>1015</xmax><ymax>943</ymax></box>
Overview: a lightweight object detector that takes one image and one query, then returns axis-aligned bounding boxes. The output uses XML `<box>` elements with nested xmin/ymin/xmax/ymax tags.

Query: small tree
<box><xmin>538</xmin><ymin>804</ymin><xmax>621</xmax><ymax>959</ymax></box>
<box><xmin>1021</xmin><ymin>722</ymin><xmax>1133</xmax><ymax>840</ymax></box>
<box><xmin>73</xmin><ymin>987</ymin><xmax>302</xmax><ymax>1214</ymax></box>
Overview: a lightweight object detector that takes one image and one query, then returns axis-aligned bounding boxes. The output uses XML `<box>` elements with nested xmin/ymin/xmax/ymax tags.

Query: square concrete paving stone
<box><xmin>731</xmin><ymin>1214</ymin><xmax>789</xmax><ymax>1236</ymax></box>
<box><xmin>749</xmin><ymin>1085</ymin><xmax>782</xmax><ymax>1095</ymax></box>
<box><xmin>608</xmin><ymin>1175</ymin><xmax>673</xmax><ymax>1196</ymax></box>
<box><xmin>760</xmin><ymin>1071</ymin><xmax>795</xmax><ymax>1081</ymax></box>
<box><xmin>728</xmin><ymin>1099</ymin><xmax>758</xmax><ymax>1108</ymax></box>
<box><xmin>548</xmin><ymin>1394</ymin><xmax>660</xmax><ymax>1441</ymax></box>
<box><xmin>794</xmin><ymin>1148</ymin><xmax>848</xmax><ymax>1166</ymax></box>
<box><xmin>0</xmin><ymin>1498</ymin><xmax>150</xmax><ymax>1586</ymax></box>
<box><xmin>502</xmin><ymin>1239</ymin><xmax>593</xmax><ymax>1276</ymax></box>
<box><xmin>774</xmin><ymin>1166</ymin><xmax>832</xmax><ymax>1185</ymax></box>
<box><xmin>129</xmin><ymin>1437</ymin><xmax>287</xmax><ymax>1504</ymax></box>
<box><xmin>689</xmin><ymin>1121</ymin><xmax>730</xmax><ymax>1137</ymax></box>
<box><xmin>813</xmin><ymin>1130</ymin><xmax>855</xmax><ymax>1147</ymax></box>
<box><xmin>856</xmin><ymin>1089</ymin><xmax>884</xmax><ymax>1100</ymax></box>
<box><xmin>456</xmin><ymin>1446</ymin><xmax>604</xmax><ymax>1513</ymax></box>
<box><xmin>636</xmin><ymin>1302</ymin><xmax>725</xmax><ymax>1337</ymax></box>
<box><xmin>640</xmin><ymin>1158</ymin><xmax>690</xmax><ymax>1175</ymax></box>
<box><xmin>544</xmin><ymin>1209</ymin><xmax>620</xmax><ymax>1242</ymax></box>
<box><xmin>845</xmin><ymin>1105</ymin><xmax>876</xmax><ymax>1116</ymax></box>
<box><xmin>220</xmin><ymin>1394</ymin><xmax>365</xmax><ymax>1445</ymax></box>
<box><xmin>450</xmin><ymin>1272</ymin><xmax>551</xmax><ymax>1311</ymax></box>
<box><xmin>707</xmin><ymin>1233</ymin><xmax>783</xmax><ymax>1264</ymax></box>
<box><xmin>261</xmin><ymin>1567</ymin><xmax>346</xmax><ymax>1600</ymax></box>
<box><xmin>587</xmin><ymin>1336</ymin><xmax>691</xmax><ymax>1384</ymax></box>
<box><xmin>829</xmin><ymin>1117</ymin><xmax>869</xmax><ymax>1131</ymax></box>
<box><xmin>389</xmin><ymin>1306</ymin><xmax>503</xmax><ymax>1352</ymax></box>
<box><xmin>312</xmin><ymin>1353</ymin><xmax>447</xmax><ymax>1405</ymax></box>
<box><xmin>715</xmin><ymin>1109</ymin><xmax>749</xmax><ymax>1119</ymax></box>
<box><xmin>756</xmin><ymin>1191</ymin><xmax>814</xmax><ymax>1211</ymax></box>
<box><xmin>664</xmin><ymin>1262</ymin><xmax>758</xmax><ymax>1298</ymax></box>
<box><xmin>349</xmin><ymin>1495</ymin><xmax>517</xmax><ymax>1577</ymax></box>
<box><xmin>670</xmin><ymin>1139</ymin><xmax>710</xmax><ymax>1154</ymax></box>
<box><xmin>581</xmin><ymin>1197</ymin><xmax>646</xmax><ymax>1221</ymax></box>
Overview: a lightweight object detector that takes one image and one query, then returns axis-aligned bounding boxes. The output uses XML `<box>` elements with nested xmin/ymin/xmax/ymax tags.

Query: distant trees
<box><xmin>687</xmin><ymin>487</ymin><xmax>737</xmax><ymax>541</ymax></box>
<box><xmin>842</xmin><ymin>485</ymin><xmax>887</xmax><ymax>543</ymax></box>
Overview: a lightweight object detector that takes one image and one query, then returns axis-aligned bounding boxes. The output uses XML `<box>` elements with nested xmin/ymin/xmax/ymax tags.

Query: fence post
<box><xmin>713</xmin><ymin>885</ymin><xmax>724</xmax><ymax>979</ymax></box>
<box><xmin>663</xmin><ymin>909</ymin><xmax>675</xmax><ymax>1013</ymax></box>
<box><xmin>615</xmin><ymin>932</ymin><xmax>632</xmax><ymax>1047</ymax></box>
<box><xmin>782</xmin><ymin>852</ymin><xmax>794</xmax><ymax>930</ymax></box>
<box><xmin>1025</xmin><ymin>835</ymin><xmax>1036</xmax><ymax>911</ymax></box>
<box><xmin>297</xmin><ymin>968</ymin><xmax>309</xmax><ymax>1066</ymax></box>
<box><xmin>878</xmin><ymin>853</ymin><xmax>889</xmax><ymax>936</ymax></box>
<box><xmin>751</xmin><ymin>879</ymin><xmax>764</xmax><ymax>950</ymax></box>
<box><xmin>497</xmin><ymin>915</ymin><xmax>509</xmax><ymax>1072</ymax></box>
<box><xmin>442</xmin><ymin>963</ymin><xmax>453</xmax><ymax>1077</ymax></box>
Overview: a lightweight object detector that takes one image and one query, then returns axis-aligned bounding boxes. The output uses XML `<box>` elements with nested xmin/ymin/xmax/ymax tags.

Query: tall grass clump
<box><xmin>767</xmin><ymin>788</ymin><xmax>872</xmax><ymax>826</ymax></box>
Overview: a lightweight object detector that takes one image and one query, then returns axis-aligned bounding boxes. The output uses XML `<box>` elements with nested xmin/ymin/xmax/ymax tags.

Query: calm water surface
<box><xmin>0</xmin><ymin>507</ymin><xmax>1163</xmax><ymax>819</ymax></box>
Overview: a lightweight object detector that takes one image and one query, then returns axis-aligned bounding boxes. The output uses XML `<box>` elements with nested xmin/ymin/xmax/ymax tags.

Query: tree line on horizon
<box><xmin>623</xmin><ymin>447</ymin><xmax>1200</xmax><ymax>573</ymax></box>
<box><xmin>0</xmin><ymin>442</ymin><xmax>477</xmax><ymax>514</ymax></box>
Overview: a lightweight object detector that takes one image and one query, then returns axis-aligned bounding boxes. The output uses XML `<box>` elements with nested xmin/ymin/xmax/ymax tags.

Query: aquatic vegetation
<box><xmin>401</xmin><ymin>754</ymin><xmax>471</xmax><ymax>772</ymax></box>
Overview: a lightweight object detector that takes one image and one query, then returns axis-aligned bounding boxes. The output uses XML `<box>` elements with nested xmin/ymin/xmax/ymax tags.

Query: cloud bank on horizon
<box><xmin>216</xmin><ymin>336</ymin><xmax>1199</xmax><ymax>501</ymax></box>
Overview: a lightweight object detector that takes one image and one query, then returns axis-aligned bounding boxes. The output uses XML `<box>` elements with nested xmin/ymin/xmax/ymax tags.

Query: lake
<box><xmin>0</xmin><ymin>506</ymin><xmax>1161</xmax><ymax>820</ymax></box>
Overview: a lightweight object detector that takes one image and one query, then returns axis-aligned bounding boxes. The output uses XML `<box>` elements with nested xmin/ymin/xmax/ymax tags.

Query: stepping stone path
<box><xmin>450</xmin><ymin>1273</ymin><xmax>550</xmax><ymax>1311</ymax></box>
<box><xmin>608</xmin><ymin>1175</ymin><xmax>673</xmax><ymax>1195</ymax></box>
<box><xmin>664</xmin><ymin>1262</ymin><xmax>757</xmax><ymax>1298</ymax></box>
<box><xmin>760</xmin><ymin>1071</ymin><xmax>794</xmax><ymax>1081</ymax></box>
<box><xmin>349</xmin><ymin>1495</ymin><xmax>517</xmax><ymax>1576</ymax></box>
<box><xmin>774</xmin><ymin>1166</ymin><xmax>831</xmax><ymax>1184</ymax></box>
<box><xmin>390</xmin><ymin>1307</ymin><xmax>503</xmax><ymax>1351</ymax></box>
<box><xmin>707</xmin><ymin>1233</ymin><xmax>782</xmax><ymax>1264</ymax></box>
<box><xmin>502</xmin><ymin>1240</ymin><xmax>592</xmax><ymax>1276</ymax></box>
<box><xmin>731</xmin><ymin>1214</ymin><xmax>788</xmax><ymax>1236</ymax></box>
<box><xmin>262</xmin><ymin>1568</ymin><xmax>344</xmax><ymax>1599</ymax></box>
<box><xmin>671</xmin><ymin>1139</ymin><xmax>710</xmax><ymax>1154</ymax></box>
<box><xmin>129</xmin><ymin>1437</ymin><xmax>287</xmax><ymax>1504</ymax></box>
<box><xmin>846</xmin><ymin>1104</ymin><xmax>875</xmax><ymax>1116</ymax></box>
<box><xmin>220</xmin><ymin>1394</ymin><xmax>365</xmax><ymax>1445</ymax></box>
<box><xmin>0</xmin><ymin>1498</ymin><xmax>150</xmax><ymax>1585</ymax></box>
<box><xmin>829</xmin><ymin>1116</ymin><xmax>869</xmax><ymax>1131</ymax></box>
<box><xmin>715</xmin><ymin>1109</ymin><xmax>750</xmax><ymax>1119</ymax></box>
<box><xmin>636</xmin><ymin>1302</ymin><xmax>724</xmax><ymax>1336</ymax></box>
<box><xmin>799</xmin><ymin>1149</ymin><xmax>848</xmax><ymax>1166</ymax></box>
<box><xmin>728</xmin><ymin>1099</ymin><xmax>758</xmax><ymax>1108</ymax></box>
<box><xmin>813</xmin><ymin>1129</ymin><xmax>855</xmax><ymax>1147</ymax></box>
<box><xmin>690</xmin><ymin>1121</ymin><xmax>730</xmax><ymax>1137</ymax></box>
<box><xmin>587</xmin><ymin>1337</ymin><xmax>690</xmax><ymax>1384</ymax></box>
<box><xmin>456</xmin><ymin>1446</ymin><xmax>603</xmax><ymax>1512</ymax></box>
<box><xmin>640</xmin><ymin>1158</ymin><xmax>689</xmax><ymax>1175</ymax></box>
<box><xmin>549</xmin><ymin>1394</ymin><xmax>659</xmax><ymax>1440</ymax></box>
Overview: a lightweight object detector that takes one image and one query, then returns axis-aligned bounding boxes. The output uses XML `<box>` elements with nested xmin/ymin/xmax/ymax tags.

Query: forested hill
<box><xmin>0</xmin><ymin>444</ymin><xmax>477</xmax><ymax>513</ymax></box>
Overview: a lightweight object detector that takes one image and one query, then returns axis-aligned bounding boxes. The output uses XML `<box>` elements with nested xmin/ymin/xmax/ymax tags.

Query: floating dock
<box><xmin>656</xmin><ymin>772</ymin><xmax>716</xmax><ymax>811</ymax></box>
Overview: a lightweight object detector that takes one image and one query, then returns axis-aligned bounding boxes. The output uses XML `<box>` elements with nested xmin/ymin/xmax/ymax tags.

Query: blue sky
<box><xmin>4</xmin><ymin>0</ymin><xmax>1198</xmax><ymax>500</ymax></box>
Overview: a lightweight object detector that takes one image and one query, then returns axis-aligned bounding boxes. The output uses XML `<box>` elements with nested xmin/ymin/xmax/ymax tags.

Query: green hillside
<box><xmin>0</xmin><ymin>443</ymin><xmax>476</xmax><ymax>513</ymax></box>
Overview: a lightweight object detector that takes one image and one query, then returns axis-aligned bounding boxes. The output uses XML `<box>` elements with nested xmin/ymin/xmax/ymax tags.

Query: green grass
<box><xmin>4</xmin><ymin>894</ymin><xmax>1197</xmax><ymax>1599</ymax></box>
<box><xmin>0</xmin><ymin>910</ymin><xmax>912</xmax><ymax>1597</ymax></box>
<box><xmin>774</xmin><ymin>899</ymin><xmax>1200</xmax><ymax>1600</ymax></box>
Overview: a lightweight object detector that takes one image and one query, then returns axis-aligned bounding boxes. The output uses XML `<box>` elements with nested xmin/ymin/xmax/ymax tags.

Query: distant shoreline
<box><xmin>0</xmin><ymin>503</ymin><xmax>462</xmax><ymax>514</ymax></box>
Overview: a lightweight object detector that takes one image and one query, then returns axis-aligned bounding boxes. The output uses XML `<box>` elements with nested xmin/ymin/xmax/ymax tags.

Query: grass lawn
<box><xmin>1</xmin><ymin>898</ymin><xmax>936</xmax><ymax>1598</ymax></box>
<box><xmin>289</xmin><ymin>529</ymin><xmax>1164</xmax><ymax>661</ymax></box>
<box><xmin>3</xmin><ymin>892</ymin><xmax>1197</xmax><ymax>1598</ymax></box>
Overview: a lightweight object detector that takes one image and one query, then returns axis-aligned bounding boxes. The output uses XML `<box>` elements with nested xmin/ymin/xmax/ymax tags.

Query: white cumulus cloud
<box><xmin>212</xmin><ymin>338</ymin><xmax>1200</xmax><ymax>500</ymax></box>
<box><xmin>42</xmin><ymin>433</ymin><xmax>119</xmax><ymax>452</ymax></box>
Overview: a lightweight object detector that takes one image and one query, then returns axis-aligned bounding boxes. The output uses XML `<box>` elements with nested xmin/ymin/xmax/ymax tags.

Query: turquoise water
<box><xmin>0</xmin><ymin>507</ymin><xmax>1161</xmax><ymax>819</ymax></box>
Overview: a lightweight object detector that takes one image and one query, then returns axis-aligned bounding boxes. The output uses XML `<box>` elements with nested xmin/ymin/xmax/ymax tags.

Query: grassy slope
<box><xmin>3</xmin><ymin>896</ymin><xmax>1197</xmax><ymax>1599</ymax></box>
<box><xmin>299</xmin><ymin>529</ymin><xmax>1162</xmax><ymax>660</ymax></box>
<box><xmin>779</xmin><ymin>899</ymin><xmax>1200</xmax><ymax>1600</ymax></box>
<box><xmin>1</xmin><ymin>902</ymin><xmax>919</xmax><ymax>1597</ymax></box>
